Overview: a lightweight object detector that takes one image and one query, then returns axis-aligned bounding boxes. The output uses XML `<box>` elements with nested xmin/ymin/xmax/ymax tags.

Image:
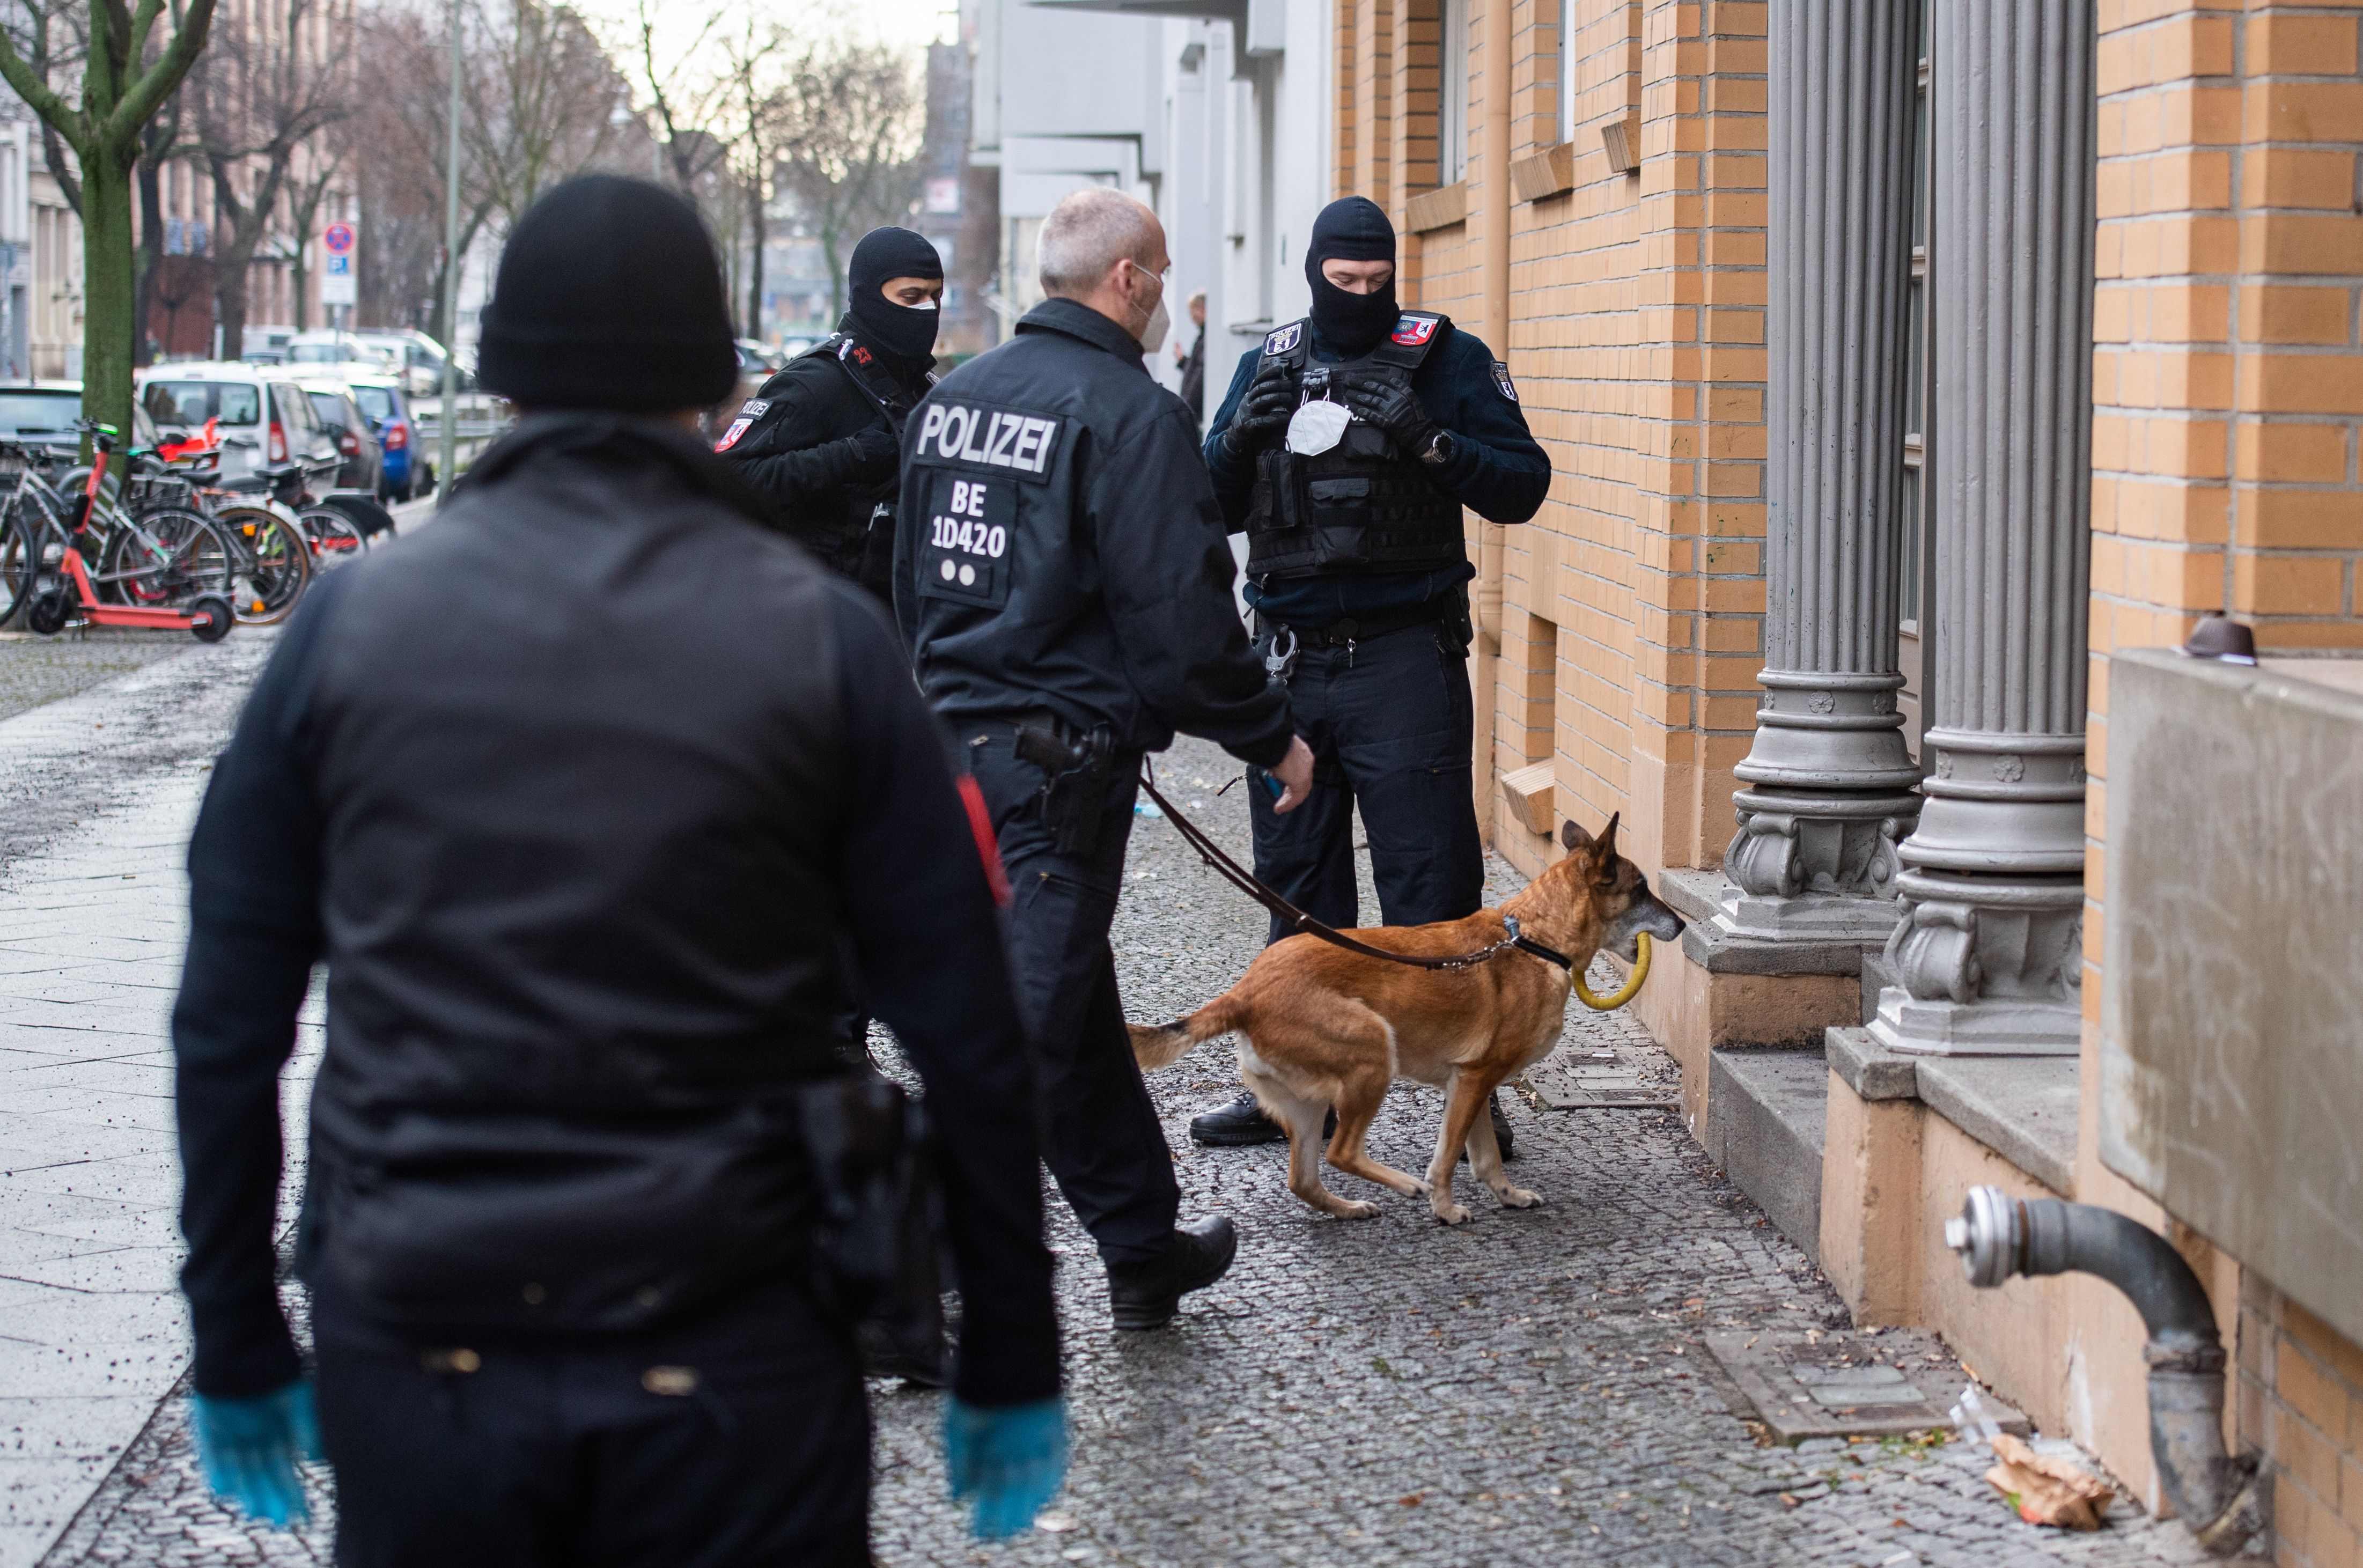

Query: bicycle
<box><xmin>0</xmin><ymin>425</ymin><xmax>233</xmax><ymax>639</ymax></box>
<box><xmin>124</xmin><ymin>437</ymin><xmax>315</xmax><ymax>624</ymax></box>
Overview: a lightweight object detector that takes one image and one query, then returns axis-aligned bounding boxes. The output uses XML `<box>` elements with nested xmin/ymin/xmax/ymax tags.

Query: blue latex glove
<box><xmin>190</xmin><ymin>1379</ymin><xmax>321</xmax><ymax>1529</ymax></box>
<box><xmin>943</xmin><ymin>1395</ymin><xmax>1068</xmax><ymax>1540</ymax></box>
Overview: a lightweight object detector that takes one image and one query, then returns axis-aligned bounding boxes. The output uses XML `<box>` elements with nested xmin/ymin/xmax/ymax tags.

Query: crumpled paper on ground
<box><xmin>1982</xmin><ymin>1432</ymin><xmax>2115</xmax><ymax>1529</ymax></box>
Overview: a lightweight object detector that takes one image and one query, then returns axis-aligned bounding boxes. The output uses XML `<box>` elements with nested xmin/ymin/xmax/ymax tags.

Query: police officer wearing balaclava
<box><xmin>1189</xmin><ymin>194</ymin><xmax>1549</xmax><ymax>1151</ymax></box>
<box><xmin>718</xmin><ymin>226</ymin><xmax>945</xmax><ymax>603</ymax></box>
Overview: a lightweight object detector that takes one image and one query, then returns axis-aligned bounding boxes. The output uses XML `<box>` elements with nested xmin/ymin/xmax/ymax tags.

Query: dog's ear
<box><xmin>1592</xmin><ymin>812</ymin><xmax>1622</xmax><ymax>884</ymax></box>
<box><xmin>1560</xmin><ymin>818</ymin><xmax>1593</xmax><ymax>855</ymax></box>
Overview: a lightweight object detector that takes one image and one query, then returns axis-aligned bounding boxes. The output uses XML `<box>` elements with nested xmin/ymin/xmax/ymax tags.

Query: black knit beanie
<box><xmin>476</xmin><ymin>176</ymin><xmax>738</xmax><ymax>412</ymax></box>
<box><xmin>846</xmin><ymin>226</ymin><xmax>945</xmax><ymax>369</ymax></box>
<box><xmin>1304</xmin><ymin>196</ymin><xmax>1401</xmax><ymax>357</ymax></box>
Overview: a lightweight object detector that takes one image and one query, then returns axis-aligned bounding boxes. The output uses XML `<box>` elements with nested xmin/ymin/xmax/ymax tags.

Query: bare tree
<box><xmin>721</xmin><ymin>18</ymin><xmax>784</xmax><ymax>340</ymax></box>
<box><xmin>774</xmin><ymin>35</ymin><xmax>922</xmax><ymax>323</ymax></box>
<box><xmin>0</xmin><ymin>0</ymin><xmax>217</xmax><ymax>433</ymax></box>
<box><xmin>626</xmin><ymin>0</ymin><xmax>726</xmax><ymax>210</ymax></box>
<box><xmin>130</xmin><ymin>80</ymin><xmax>180</xmax><ymax>362</ymax></box>
<box><xmin>464</xmin><ymin>0</ymin><xmax>631</xmax><ymax>226</ymax></box>
<box><xmin>186</xmin><ymin>0</ymin><xmax>352</xmax><ymax>354</ymax></box>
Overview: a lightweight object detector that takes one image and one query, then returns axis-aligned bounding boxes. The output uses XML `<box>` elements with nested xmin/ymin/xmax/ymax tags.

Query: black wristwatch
<box><xmin>1420</xmin><ymin>430</ymin><xmax>1457</xmax><ymax>466</ymax></box>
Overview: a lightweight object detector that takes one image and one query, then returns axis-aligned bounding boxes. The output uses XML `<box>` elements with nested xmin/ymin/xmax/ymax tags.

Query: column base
<box><xmin>1867</xmin><ymin>987</ymin><xmax>2081</xmax><ymax>1057</ymax></box>
<box><xmin>1713</xmin><ymin>882</ymin><xmax>1905</xmax><ymax>947</ymax></box>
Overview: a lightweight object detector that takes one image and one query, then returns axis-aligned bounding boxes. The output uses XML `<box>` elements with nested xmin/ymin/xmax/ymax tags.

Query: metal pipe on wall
<box><xmin>1470</xmin><ymin>0</ymin><xmax>1514</xmax><ymax>843</ymax></box>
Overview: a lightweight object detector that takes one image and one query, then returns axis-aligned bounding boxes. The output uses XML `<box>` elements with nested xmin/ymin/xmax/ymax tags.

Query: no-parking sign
<box><xmin>321</xmin><ymin>222</ymin><xmax>357</xmax><ymax>305</ymax></box>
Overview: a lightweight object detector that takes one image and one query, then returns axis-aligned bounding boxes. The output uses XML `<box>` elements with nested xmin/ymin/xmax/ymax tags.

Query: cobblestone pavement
<box><xmin>11</xmin><ymin>672</ymin><xmax>2241</xmax><ymax>1566</ymax></box>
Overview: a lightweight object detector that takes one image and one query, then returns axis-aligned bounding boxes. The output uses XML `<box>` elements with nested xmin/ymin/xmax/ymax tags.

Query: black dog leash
<box><xmin>1135</xmin><ymin>763</ymin><xmax>1576</xmax><ymax>973</ymax></box>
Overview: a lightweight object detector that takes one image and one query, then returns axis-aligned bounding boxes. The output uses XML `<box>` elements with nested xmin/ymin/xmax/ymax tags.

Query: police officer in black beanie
<box><xmin>171</xmin><ymin>175</ymin><xmax>1066</xmax><ymax>1562</ymax></box>
<box><xmin>717</xmin><ymin>225</ymin><xmax>945</xmax><ymax>605</ymax></box>
<box><xmin>1190</xmin><ymin>194</ymin><xmax>1550</xmax><ymax>1153</ymax></box>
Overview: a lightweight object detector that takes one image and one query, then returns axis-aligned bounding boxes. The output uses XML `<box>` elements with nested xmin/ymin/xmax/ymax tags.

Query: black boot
<box><xmin>1106</xmin><ymin>1216</ymin><xmax>1238</xmax><ymax>1331</ymax></box>
<box><xmin>1188</xmin><ymin>1091</ymin><xmax>1337</xmax><ymax>1146</ymax></box>
<box><xmin>1457</xmin><ymin>1090</ymin><xmax>1518</xmax><ymax>1163</ymax></box>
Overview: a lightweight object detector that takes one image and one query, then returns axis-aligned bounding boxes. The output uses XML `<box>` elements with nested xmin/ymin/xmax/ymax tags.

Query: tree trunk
<box><xmin>214</xmin><ymin>250</ymin><xmax>249</xmax><ymax>363</ymax></box>
<box><xmin>134</xmin><ymin>154</ymin><xmax>164</xmax><ymax>367</ymax></box>
<box><xmin>80</xmin><ymin>151</ymin><xmax>139</xmax><ymax>440</ymax></box>
<box><xmin>746</xmin><ymin>170</ymin><xmax>765</xmax><ymax>342</ymax></box>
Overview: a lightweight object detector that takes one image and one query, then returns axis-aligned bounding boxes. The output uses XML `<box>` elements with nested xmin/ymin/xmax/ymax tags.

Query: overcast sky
<box><xmin>572</xmin><ymin>0</ymin><xmax>958</xmax><ymax>84</ymax></box>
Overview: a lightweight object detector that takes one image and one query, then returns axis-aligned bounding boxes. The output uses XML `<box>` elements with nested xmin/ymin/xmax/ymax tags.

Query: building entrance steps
<box><xmin>1705</xmin><ymin>1049</ymin><xmax>1831</xmax><ymax>1268</ymax></box>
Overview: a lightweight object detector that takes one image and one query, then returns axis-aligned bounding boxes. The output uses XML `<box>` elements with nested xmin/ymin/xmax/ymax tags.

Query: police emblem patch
<box><xmin>1264</xmin><ymin>321</ymin><xmax>1304</xmax><ymax>356</ymax></box>
<box><xmin>1390</xmin><ymin>315</ymin><xmax>1439</xmax><ymax>348</ymax></box>
<box><xmin>1491</xmin><ymin>360</ymin><xmax>1519</xmax><ymax>402</ymax></box>
<box><xmin>713</xmin><ymin>399</ymin><xmax>768</xmax><ymax>452</ymax></box>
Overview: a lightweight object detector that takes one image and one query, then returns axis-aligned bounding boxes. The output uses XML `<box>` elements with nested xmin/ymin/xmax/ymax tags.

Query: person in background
<box><xmin>1176</xmin><ymin>288</ymin><xmax>1209</xmax><ymax>433</ymax></box>
<box><xmin>1187</xmin><ymin>194</ymin><xmax>1550</xmax><ymax>1155</ymax></box>
<box><xmin>172</xmin><ymin>176</ymin><xmax>1063</xmax><ymax>1563</ymax></box>
<box><xmin>895</xmin><ymin>187</ymin><xmax>1315</xmax><ymax>1332</ymax></box>
<box><xmin>716</xmin><ymin>225</ymin><xmax>944</xmax><ymax>606</ymax></box>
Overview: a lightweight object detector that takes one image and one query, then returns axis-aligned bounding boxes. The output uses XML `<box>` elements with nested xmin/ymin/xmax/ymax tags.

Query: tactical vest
<box><xmin>1241</xmin><ymin>312</ymin><xmax>1466</xmax><ymax>579</ymax></box>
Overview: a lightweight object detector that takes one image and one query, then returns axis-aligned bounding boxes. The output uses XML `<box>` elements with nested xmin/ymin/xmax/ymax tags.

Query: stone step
<box><xmin>1706</xmin><ymin>1049</ymin><xmax>1830</xmax><ymax>1267</ymax></box>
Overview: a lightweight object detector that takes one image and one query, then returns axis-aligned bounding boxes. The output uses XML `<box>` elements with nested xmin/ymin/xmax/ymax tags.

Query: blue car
<box><xmin>334</xmin><ymin>371</ymin><xmax>424</xmax><ymax>502</ymax></box>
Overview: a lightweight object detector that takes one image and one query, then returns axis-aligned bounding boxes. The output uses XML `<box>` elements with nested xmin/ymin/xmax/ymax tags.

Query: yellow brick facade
<box><xmin>1337</xmin><ymin>0</ymin><xmax>2363</xmax><ymax>1555</ymax></box>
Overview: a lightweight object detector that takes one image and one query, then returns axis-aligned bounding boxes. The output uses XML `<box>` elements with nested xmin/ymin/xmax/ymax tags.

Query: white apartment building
<box><xmin>962</xmin><ymin>0</ymin><xmax>1332</xmax><ymax>422</ymax></box>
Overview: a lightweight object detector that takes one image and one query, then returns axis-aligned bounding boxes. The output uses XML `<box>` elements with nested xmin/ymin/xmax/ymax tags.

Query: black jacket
<box><xmin>1202</xmin><ymin>317</ymin><xmax>1549</xmax><ymax>626</ymax></box>
<box><xmin>893</xmin><ymin>298</ymin><xmax>1293</xmax><ymax>767</ymax></box>
<box><xmin>174</xmin><ymin>415</ymin><xmax>1056</xmax><ymax>1408</ymax></box>
<box><xmin>717</xmin><ymin>317</ymin><xmax>932</xmax><ymax>594</ymax></box>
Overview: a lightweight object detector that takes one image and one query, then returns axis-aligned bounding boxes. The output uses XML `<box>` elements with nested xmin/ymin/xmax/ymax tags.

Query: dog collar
<box><xmin>1500</xmin><ymin>915</ymin><xmax>1574</xmax><ymax>971</ymax></box>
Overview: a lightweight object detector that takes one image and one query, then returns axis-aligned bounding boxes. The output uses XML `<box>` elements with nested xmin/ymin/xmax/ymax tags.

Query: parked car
<box><xmin>136</xmin><ymin>362</ymin><xmax>342</xmax><ymax>483</ymax></box>
<box><xmin>288</xmin><ymin>329</ymin><xmax>460</xmax><ymax>398</ymax></box>
<box><xmin>285</xmin><ymin>332</ymin><xmax>402</xmax><ymax>382</ymax></box>
<box><xmin>328</xmin><ymin>371</ymin><xmax>424</xmax><ymax>502</ymax></box>
<box><xmin>304</xmin><ymin>382</ymin><xmax>384</xmax><ymax>496</ymax></box>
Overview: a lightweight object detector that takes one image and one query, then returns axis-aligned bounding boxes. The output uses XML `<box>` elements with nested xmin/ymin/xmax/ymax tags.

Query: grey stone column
<box><xmin>1717</xmin><ymin>0</ymin><xmax>1923</xmax><ymax>947</ymax></box>
<box><xmin>1871</xmin><ymin>0</ymin><xmax>2096</xmax><ymax>1057</ymax></box>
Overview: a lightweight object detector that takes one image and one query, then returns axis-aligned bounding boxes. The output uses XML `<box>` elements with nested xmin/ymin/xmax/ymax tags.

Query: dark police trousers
<box><xmin>1247</xmin><ymin>621</ymin><xmax>1485</xmax><ymax>940</ymax></box>
<box><xmin>969</xmin><ymin>731</ymin><xmax>1179</xmax><ymax>1268</ymax></box>
<box><xmin>312</xmin><ymin>1274</ymin><xmax>868</xmax><ymax>1568</ymax></box>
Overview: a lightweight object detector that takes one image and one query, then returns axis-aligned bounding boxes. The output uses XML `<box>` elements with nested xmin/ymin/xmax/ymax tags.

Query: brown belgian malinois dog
<box><xmin>1129</xmin><ymin>815</ymin><xmax>1685</xmax><ymax>1224</ymax></box>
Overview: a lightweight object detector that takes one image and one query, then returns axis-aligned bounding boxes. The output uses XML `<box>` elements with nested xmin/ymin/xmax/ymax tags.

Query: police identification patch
<box><xmin>1491</xmin><ymin>360</ymin><xmax>1519</xmax><ymax>402</ymax></box>
<box><xmin>1391</xmin><ymin>315</ymin><xmax>1439</xmax><ymax>348</ymax></box>
<box><xmin>918</xmin><ymin>469</ymin><xmax>1015</xmax><ymax>610</ymax></box>
<box><xmin>1263</xmin><ymin>321</ymin><xmax>1304</xmax><ymax>356</ymax></box>
<box><xmin>910</xmin><ymin>399</ymin><xmax>1066</xmax><ymax>480</ymax></box>
<box><xmin>713</xmin><ymin>399</ymin><xmax>769</xmax><ymax>452</ymax></box>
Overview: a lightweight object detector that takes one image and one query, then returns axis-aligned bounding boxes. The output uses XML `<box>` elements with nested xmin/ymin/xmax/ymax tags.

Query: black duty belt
<box><xmin>1262</xmin><ymin>604</ymin><xmax>1446</xmax><ymax>649</ymax></box>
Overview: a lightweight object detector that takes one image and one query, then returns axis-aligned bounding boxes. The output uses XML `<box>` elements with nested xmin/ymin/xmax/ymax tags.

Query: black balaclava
<box><xmin>847</xmin><ymin>226</ymin><xmax>945</xmax><ymax>369</ymax></box>
<box><xmin>1303</xmin><ymin>196</ymin><xmax>1400</xmax><ymax>357</ymax></box>
<box><xmin>476</xmin><ymin>175</ymin><xmax>737</xmax><ymax>411</ymax></box>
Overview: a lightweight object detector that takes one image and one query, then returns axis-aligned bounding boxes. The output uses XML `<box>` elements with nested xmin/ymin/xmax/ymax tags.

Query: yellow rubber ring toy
<box><xmin>1573</xmin><ymin>931</ymin><xmax>1651</xmax><ymax>1012</ymax></box>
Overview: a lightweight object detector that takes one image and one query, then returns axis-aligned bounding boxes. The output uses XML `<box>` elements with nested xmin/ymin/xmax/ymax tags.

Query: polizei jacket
<box><xmin>893</xmin><ymin>296</ymin><xmax>1294</xmax><ymax>767</ymax></box>
<box><xmin>172</xmin><ymin>415</ymin><xmax>1058</xmax><ymax>1410</ymax></box>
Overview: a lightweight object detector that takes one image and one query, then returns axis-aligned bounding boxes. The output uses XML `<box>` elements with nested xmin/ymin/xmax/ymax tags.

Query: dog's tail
<box><xmin>1127</xmin><ymin>994</ymin><xmax>1246</xmax><ymax>1071</ymax></box>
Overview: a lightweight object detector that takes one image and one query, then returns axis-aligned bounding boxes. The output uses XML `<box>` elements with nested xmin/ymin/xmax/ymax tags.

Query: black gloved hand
<box><xmin>1219</xmin><ymin>358</ymin><xmax>1299</xmax><ymax>461</ymax></box>
<box><xmin>1341</xmin><ymin>377</ymin><xmax>1446</xmax><ymax>461</ymax></box>
<box><xmin>836</xmin><ymin>421</ymin><xmax>902</xmax><ymax>484</ymax></box>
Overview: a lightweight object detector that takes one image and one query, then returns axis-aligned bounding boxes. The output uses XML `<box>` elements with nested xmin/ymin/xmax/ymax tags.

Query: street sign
<box><xmin>323</xmin><ymin>221</ymin><xmax>356</xmax><ymax>257</ymax></box>
<box><xmin>320</xmin><ymin>251</ymin><xmax>357</xmax><ymax>307</ymax></box>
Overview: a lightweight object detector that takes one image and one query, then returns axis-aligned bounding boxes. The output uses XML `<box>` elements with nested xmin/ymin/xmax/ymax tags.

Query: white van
<box><xmin>136</xmin><ymin>362</ymin><xmax>343</xmax><ymax>482</ymax></box>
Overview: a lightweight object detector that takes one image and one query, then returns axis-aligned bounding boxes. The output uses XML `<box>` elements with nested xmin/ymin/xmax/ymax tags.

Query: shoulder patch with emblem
<box><xmin>1263</xmin><ymin>321</ymin><xmax>1304</xmax><ymax>356</ymax></box>
<box><xmin>1491</xmin><ymin>360</ymin><xmax>1518</xmax><ymax>402</ymax></box>
<box><xmin>1391</xmin><ymin>314</ymin><xmax>1439</xmax><ymax>348</ymax></box>
<box><xmin>713</xmin><ymin>398</ymin><xmax>770</xmax><ymax>452</ymax></box>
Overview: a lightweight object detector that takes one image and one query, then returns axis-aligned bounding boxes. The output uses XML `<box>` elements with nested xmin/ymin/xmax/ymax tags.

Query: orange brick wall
<box><xmin>2088</xmin><ymin>3</ymin><xmax>2363</xmax><ymax>1555</ymax></box>
<box><xmin>1332</xmin><ymin>0</ymin><xmax>1769</xmax><ymax>885</ymax></box>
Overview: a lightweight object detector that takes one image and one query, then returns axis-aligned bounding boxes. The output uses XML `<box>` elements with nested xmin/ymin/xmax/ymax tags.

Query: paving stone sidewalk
<box><xmin>16</xmin><ymin>691</ymin><xmax>2242</xmax><ymax>1565</ymax></box>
